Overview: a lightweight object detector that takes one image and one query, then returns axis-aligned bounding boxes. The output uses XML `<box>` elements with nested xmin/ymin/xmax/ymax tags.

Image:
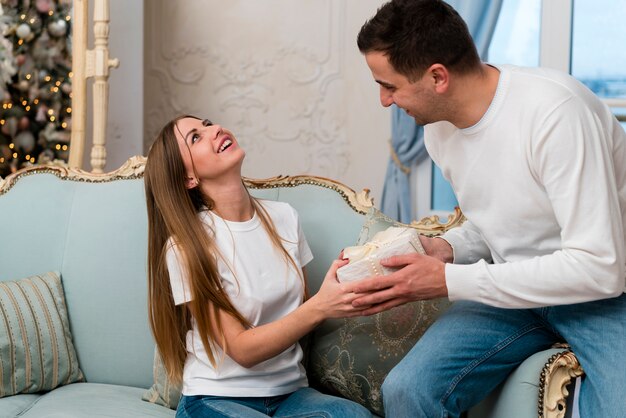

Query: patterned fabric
<box><xmin>0</xmin><ymin>271</ymin><xmax>84</xmax><ymax>398</ymax></box>
<box><xmin>308</xmin><ymin>208</ymin><xmax>451</xmax><ymax>416</ymax></box>
<box><xmin>142</xmin><ymin>349</ymin><xmax>181</xmax><ymax>410</ymax></box>
<box><xmin>356</xmin><ymin>207</ymin><xmax>404</xmax><ymax>246</ymax></box>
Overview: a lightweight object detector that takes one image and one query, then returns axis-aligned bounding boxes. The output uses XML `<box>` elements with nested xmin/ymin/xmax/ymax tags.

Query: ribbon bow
<box><xmin>343</xmin><ymin>227</ymin><xmax>411</xmax><ymax>263</ymax></box>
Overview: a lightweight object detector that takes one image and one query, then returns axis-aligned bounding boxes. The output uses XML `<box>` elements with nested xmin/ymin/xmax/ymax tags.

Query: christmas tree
<box><xmin>0</xmin><ymin>0</ymin><xmax>72</xmax><ymax>178</ymax></box>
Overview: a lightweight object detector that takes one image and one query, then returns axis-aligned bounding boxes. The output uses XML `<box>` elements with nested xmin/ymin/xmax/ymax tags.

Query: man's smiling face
<box><xmin>365</xmin><ymin>51</ymin><xmax>442</xmax><ymax>126</ymax></box>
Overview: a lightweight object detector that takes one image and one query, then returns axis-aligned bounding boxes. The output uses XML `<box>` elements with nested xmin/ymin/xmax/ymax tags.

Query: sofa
<box><xmin>0</xmin><ymin>156</ymin><xmax>582</xmax><ymax>418</ymax></box>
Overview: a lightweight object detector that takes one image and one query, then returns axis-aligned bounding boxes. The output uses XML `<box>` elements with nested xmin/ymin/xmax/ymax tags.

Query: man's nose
<box><xmin>380</xmin><ymin>89</ymin><xmax>393</xmax><ymax>107</ymax></box>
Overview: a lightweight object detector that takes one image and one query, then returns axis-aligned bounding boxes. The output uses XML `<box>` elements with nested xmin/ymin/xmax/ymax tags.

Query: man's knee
<box><xmin>382</xmin><ymin>362</ymin><xmax>425</xmax><ymax>403</ymax></box>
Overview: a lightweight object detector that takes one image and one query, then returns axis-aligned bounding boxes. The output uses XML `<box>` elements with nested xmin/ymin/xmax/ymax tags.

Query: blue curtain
<box><xmin>380</xmin><ymin>0</ymin><xmax>503</xmax><ymax>222</ymax></box>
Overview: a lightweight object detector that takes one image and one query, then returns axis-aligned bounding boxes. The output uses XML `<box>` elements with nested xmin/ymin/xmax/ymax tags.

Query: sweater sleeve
<box><xmin>446</xmin><ymin>97</ymin><xmax>626</xmax><ymax>308</ymax></box>
<box><xmin>442</xmin><ymin>220</ymin><xmax>493</xmax><ymax>265</ymax></box>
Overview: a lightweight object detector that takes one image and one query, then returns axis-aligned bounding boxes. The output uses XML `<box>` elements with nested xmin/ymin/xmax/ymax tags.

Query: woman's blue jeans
<box><xmin>176</xmin><ymin>387</ymin><xmax>372</xmax><ymax>418</ymax></box>
<box><xmin>382</xmin><ymin>294</ymin><xmax>626</xmax><ymax>418</ymax></box>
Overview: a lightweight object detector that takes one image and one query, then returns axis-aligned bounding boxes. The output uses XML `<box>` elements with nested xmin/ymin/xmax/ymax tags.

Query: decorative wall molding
<box><xmin>144</xmin><ymin>0</ymin><xmax>352</xmax><ymax>179</ymax></box>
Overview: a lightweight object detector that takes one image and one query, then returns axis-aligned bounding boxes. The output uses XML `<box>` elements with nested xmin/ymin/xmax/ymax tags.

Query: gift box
<box><xmin>337</xmin><ymin>226</ymin><xmax>426</xmax><ymax>282</ymax></box>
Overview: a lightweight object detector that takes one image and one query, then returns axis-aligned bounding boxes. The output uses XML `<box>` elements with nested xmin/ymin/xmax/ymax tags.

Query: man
<box><xmin>348</xmin><ymin>0</ymin><xmax>626</xmax><ymax>417</ymax></box>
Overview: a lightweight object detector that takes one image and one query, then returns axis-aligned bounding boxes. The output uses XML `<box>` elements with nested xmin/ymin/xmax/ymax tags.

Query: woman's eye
<box><xmin>191</xmin><ymin>133</ymin><xmax>200</xmax><ymax>144</ymax></box>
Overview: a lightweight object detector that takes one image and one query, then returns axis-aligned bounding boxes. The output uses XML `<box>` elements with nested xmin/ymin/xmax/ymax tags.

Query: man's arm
<box><xmin>348</xmin><ymin>99</ymin><xmax>626</xmax><ymax>311</ymax></box>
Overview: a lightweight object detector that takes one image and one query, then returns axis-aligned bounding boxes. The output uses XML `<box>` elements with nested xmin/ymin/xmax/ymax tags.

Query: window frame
<box><xmin>544</xmin><ymin>0</ymin><xmax>626</xmax><ymax>113</ymax></box>
<box><xmin>415</xmin><ymin>0</ymin><xmax>626</xmax><ymax>220</ymax></box>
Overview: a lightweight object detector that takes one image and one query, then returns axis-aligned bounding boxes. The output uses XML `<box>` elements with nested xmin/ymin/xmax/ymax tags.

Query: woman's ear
<box><xmin>185</xmin><ymin>177</ymin><xmax>199</xmax><ymax>189</ymax></box>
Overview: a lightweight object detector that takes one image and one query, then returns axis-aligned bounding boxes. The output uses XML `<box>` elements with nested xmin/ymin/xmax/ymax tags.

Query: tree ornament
<box><xmin>47</xmin><ymin>19</ymin><xmax>67</xmax><ymax>37</ymax></box>
<box><xmin>2</xmin><ymin>0</ymin><xmax>18</xmax><ymax>9</ymax></box>
<box><xmin>18</xmin><ymin>116</ymin><xmax>29</xmax><ymax>130</ymax></box>
<box><xmin>2</xmin><ymin>116</ymin><xmax>18</xmax><ymax>137</ymax></box>
<box><xmin>15</xmin><ymin>130</ymin><xmax>35</xmax><ymax>153</ymax></box>
<box><xmin>35</xmin><ymin>105</ymin><xmax>48</xmax><ymax>123</ymax></box>
<box><xmin>17</xmin><ymin>79</ymin><xmax>29</xmax><ymax>91</ymax></box>
<box><xmin>36</xmin><ymin>0</ymin><xmax>54</xmax><ymax>14</ymax></box>
<box><xmin>16</xmin><ymin>23</ymin><xmax>32</xmax><ymax>39</ymax></box>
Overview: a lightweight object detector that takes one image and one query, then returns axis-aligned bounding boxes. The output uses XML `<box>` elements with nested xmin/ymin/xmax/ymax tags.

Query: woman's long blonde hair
<box><xmin>144</xmin><ymin>115</ymin><xmax>303</xmax><ymax>383</ymax></box>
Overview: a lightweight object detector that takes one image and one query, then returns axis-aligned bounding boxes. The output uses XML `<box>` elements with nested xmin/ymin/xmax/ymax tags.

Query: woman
<box><xmin>144</xmin><ymin>115</ymin><xmax>372</xmax><ymax>418</ymax></box>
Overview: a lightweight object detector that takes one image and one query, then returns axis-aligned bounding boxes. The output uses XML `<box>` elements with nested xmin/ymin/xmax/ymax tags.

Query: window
<box><xmin>489</xmin><ymin>0</ymin><xmax>541</xmax><ymax>67</ymax></box>
<box><xmin>571</xmin><ymin>0</ymin><xmax>626</xmax><ymax>127</ymax></box>
<box><xmin>416</xmin><ymin>0</ymin><xmax>626</xmax><ymax>219</ymax></box>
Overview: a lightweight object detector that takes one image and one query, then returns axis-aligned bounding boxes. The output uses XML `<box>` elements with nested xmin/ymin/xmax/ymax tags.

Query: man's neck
<box><xmin>449</xmin><ymin>63</ymin><xmax>500</xmax><ymax>129</ymax></box>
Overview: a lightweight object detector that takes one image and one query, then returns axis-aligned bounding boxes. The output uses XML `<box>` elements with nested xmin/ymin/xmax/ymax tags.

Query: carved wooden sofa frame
<box><xmin>0</xmin><ymin>156</ymin><xmax>584</xmax><ymax>418</ymax></box>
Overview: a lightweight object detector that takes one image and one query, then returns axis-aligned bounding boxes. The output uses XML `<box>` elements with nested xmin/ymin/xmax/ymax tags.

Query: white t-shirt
<box><xmin>166</xmin><ymin>200</ymin><xmax>314</xmax><ymax>397</ymax></box>
<box><xmin>426</xmin><ymin>64</ymin><xmax>626</xmax><ymax>308</ymax></box>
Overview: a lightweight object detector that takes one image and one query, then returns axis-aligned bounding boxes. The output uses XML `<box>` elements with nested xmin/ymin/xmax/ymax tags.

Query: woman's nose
<box><xmin>209</xmin><ymin>124</ymin><xmax>223</xmax><ymax>139</ymax></box>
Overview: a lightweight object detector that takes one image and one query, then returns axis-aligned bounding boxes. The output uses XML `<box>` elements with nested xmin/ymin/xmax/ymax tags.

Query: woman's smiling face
<box><xmin>174</xmin><ymin>117</ymin><xmax>245</xmax><ymax>187</ymax></box>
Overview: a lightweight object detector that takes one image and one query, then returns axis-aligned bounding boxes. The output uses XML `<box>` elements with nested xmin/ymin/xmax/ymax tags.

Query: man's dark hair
<box><xmin>357</xmin><ymin>0</ymin><xmax>481</xmax><ymax>81</ymax></box>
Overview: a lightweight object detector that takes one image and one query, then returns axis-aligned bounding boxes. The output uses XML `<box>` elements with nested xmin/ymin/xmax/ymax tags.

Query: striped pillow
<box><xmin>0</xmin><ymin>271</ymin><xmax>84</xmax><ymax>397</ymax></box>
<box><xmin>141</xmin><ymin>349</ymin><xmax>181</xmax><ymax>409</ymax></box>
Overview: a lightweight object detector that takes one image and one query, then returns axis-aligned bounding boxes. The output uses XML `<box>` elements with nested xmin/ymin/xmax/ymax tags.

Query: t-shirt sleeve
<box><xmin>297</xmin><ymin>217</ymin><xmax>314</xmax><ymax>267</ymax></box>
<box><xmin>284</xmin><ymin>204</ymin><xmax>313</xmax><ymax>267</ymax></box>
<box><xmin>165</xmin><ymin>241</ymin><xmax>192</xmax><ymax>306</ymax></box>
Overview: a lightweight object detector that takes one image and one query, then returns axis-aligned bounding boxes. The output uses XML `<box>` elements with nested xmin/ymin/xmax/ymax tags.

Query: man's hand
<box><xmin>344</xmin><ymin>239</ymin><xmax>451</xmax><ymax>315</ymax></box>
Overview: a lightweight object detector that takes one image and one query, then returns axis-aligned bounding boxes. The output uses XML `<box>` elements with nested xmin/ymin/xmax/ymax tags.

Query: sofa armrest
<box><xmin>467</xmin><ymin>347</ymin><xmax>584</xmax><ymax>418</ymax></box>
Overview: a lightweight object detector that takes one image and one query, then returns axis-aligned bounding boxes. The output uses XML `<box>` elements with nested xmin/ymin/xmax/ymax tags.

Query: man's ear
<box><xmin>428</xmin><ymin>63</ymin><xmax>449</xmax><ymax>93</ymax></box>
<box><xmin>185</xmin><ymin>177</ymin><xmax>199</xmax><ymax>189</ymax></box>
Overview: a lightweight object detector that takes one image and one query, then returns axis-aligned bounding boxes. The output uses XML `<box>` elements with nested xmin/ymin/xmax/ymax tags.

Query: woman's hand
<box><xmin>305</xmin><ymin>259</ymin><xmax>369</xmax><ymax>320</ymax></box>
<box><xmin>217</xmin><ymin>259</ymin><xmax>367</xmax><ymax>368</ymax></box>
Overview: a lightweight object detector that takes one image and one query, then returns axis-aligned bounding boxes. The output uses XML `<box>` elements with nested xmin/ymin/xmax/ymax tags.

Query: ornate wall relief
<box><xmin>144</xmin><ymin>0</ymin><xmax>389</xmax><ymax>201</ymax></box>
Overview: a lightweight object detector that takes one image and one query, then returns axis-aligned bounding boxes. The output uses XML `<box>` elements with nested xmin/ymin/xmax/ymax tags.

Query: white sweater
<box><xmin>425</xmin><ymin>65</ymin><xmax>626</xmax><ymax>308</ymax></box>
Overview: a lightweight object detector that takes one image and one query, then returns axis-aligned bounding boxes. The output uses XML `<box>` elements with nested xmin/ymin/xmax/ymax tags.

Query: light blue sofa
<box><xmin>0</xmin><ymin>157</ymin><xmax>582</xmax><ymax>417</ymax></box>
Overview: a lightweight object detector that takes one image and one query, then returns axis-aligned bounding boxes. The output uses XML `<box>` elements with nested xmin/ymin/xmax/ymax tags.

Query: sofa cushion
<box><xmin>18</xmin><ymin>382</ymin><xmax>175</xmax><ymax>417</ymax></box>
<box><xmin>61</xmin><ymin>179</ymin><xmax>155</xmax><ymax>388</ymax></box>
<box><xmin>0</xmin><ymin>393</ymin><xmax>40</xmax><ymax>418</ymax></box>
<box><xmin>0</xmin><ymin>271</ymin><xmax>84</xmax><ymax>398</ymax></box>
<box><xmin>307</xmin><ymin>208</ymin><xmax>451</xmax><ymax>416</ymax></box>
<box><xmin>142</xmin><ymin>350</ymin><xmax>181</xmax><ymax>410</ymax></box>
<box><xmin>0</xmin><ymin>173</ymin><xmax>155</xmax><ymax>388</ymax></box>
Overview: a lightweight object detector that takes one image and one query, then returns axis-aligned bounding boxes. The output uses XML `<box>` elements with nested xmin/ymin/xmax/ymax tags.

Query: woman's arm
<box><xmin>198</xmin><ymin>259</ymin><xmax>365</xmax><ymax>369</ymax></box>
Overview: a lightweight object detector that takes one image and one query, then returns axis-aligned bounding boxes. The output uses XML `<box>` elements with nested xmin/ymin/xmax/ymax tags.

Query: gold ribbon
<box><xmin>389</xmin><ymin>139</ymin><xmax>411</xmax><ymax>175</ymax></box>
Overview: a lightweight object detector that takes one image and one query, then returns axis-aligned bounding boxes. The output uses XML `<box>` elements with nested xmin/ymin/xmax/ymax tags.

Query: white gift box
<box><xmin>337</xmin><ymin>226</ymin><xmax>426</xmax><ymax>282</ymax></box>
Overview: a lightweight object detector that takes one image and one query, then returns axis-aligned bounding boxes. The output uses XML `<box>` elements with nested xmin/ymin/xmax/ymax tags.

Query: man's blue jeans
<box><xmin>382</xmin><ymin>294</ymin><xmax>626</xmax><ymax>418</ymax></box>
<box><xmin>176</xmin><ymin>387</ymin><xmax>372</xmax><ymax>418</ymax></box>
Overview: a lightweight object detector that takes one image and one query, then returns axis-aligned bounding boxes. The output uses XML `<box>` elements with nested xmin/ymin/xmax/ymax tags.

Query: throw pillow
<box><xmin>307</xmin><ymin>207</ymin><xmax>452</xmax><ymax>416</ymax></box>
<box><xmin>142</xmin><ymin>349</ymin><xmax>182</xmax><ymax>410</ymax></box>
<box><xmin>0</xmin><ymin>271</ymin><xmax>84</xmax><ymax>398</ymax></box>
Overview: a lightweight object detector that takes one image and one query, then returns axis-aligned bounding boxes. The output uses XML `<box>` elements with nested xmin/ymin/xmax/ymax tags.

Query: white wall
<box><xmin>105</xmin><ymin>0</ymin><xmax>144</xmax><ymax>171</ymax></box>
<box><xmin>143</xmin><ymin>0</ymin><xmax>390</xmax><ymax>204</ymax></box>
<box><xmin>83</xmin><ymin>0</ymin><xmax>144</xmax><ymax>172</ymax></box>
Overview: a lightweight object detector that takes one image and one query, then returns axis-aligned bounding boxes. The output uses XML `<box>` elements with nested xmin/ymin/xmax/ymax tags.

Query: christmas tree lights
<box><xmin>0</xmin><ymin>0</ymin><xmax>72</xmax><ymax>177</ymax></box>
